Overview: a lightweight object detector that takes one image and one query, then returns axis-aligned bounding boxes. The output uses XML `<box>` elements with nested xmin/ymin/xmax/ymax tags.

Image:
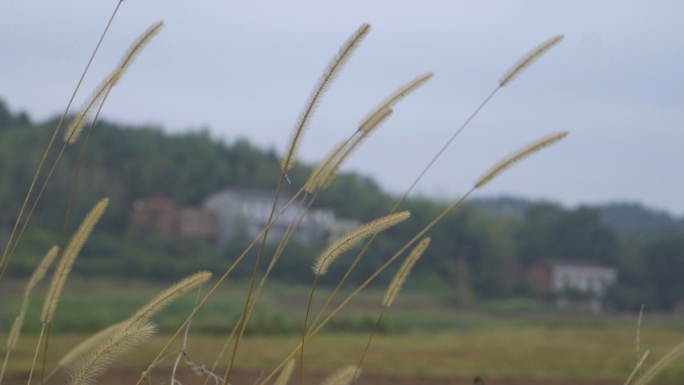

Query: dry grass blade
<box><xmin>359</xmin><ymin>72</ymin><xmax>433</xmax><ymax>130</ymax></box>
<box><xmin>383</xmin><ymin>237</ymin><xmax>430</xmax><ymax>307</ymax></box>
<box><xmin>474</xmin><ymin>131</ymin><xmax>568</xmax><ymax>189</ymax></box>
<box><xmin>42</xmin><ymin>198</ymin><xmax>109</xmax><ymax>323</ymax></box>
<box><xmin>118</xmin><ymin>21</ymin><xmax>164</xmax><ymax>72</ymax></box>
<box><xmin>273</xmin><ymin>357</ymin><xmax>296</xmax><ymax>385</ymax></box>
<box><xmin>126</xmin><ymin>271</ymin><xmax>212</xmax><ymax>328</ymax></box>
<box><xmin>63</xmin><ymin>70</ymin><xmax>122</xmax><ymax>144</ymax></box>
<box><xmin>312</xmin><ymin>211</ymin><xmax>410</xmax><ymax>276</ymax></box>
<box><xmin>321</xmin><ymin>365</ymin><xmax>361</xmax><ymax>385</ymax></box>
<box><xmin>280</xmin><ymin>23</ymin><xmax>371</xmax><ymax>172</ymax></box>
<box><xmin>499</xmin><ymin>34</ymin><xmax>564</xmax><ymax>87</ymax></box>
<box><xmin>69</xmin><ymin>320</ymin><xmax>156</xmax><ymax>385</ymax></box>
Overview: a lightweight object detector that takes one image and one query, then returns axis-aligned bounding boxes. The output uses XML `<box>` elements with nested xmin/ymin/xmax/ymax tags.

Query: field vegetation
<box><xmin>2</xmin><ymin>2</ymin><xmax>684</xmax><ymax>385</ymax></box>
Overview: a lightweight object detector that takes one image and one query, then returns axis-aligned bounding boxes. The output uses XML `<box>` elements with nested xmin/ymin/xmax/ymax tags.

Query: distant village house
<box><xmin>129</xmin><ymin>195</ymin><xmax>218</xmax><ymax>245</ymax></box>
<box><xmin>528</xmin><ymin>259</ymin><xmax>618</xmax><ymax>313</ymax></box>
<box><xmin>203</xmin><ymin>188</ymin><xmax>358</xmax><ymax>246</ymax></box>
<box><xmin>130</xmin><ymin>190</ymin><xmax>358</xmax><ymax>247</ymax></box>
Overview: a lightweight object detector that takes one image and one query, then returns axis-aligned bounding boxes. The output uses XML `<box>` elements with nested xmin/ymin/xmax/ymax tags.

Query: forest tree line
<box><xmin>2</xmin><ymin>100</ymin><xmax>684</xmax><ymax>311</ymax></box>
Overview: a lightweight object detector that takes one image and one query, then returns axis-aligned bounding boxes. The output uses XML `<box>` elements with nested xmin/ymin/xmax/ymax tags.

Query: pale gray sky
<box><xmin>2</xmin><ymin>1</ymin><xmax>683</xmax><ymax>215</ymax></box>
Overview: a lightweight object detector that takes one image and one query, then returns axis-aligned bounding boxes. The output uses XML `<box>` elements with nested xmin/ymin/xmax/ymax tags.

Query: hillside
<box><xmin>3</xmin><ymin>99</ymin><xmax>684</xmax><ymax>310</ymax></box>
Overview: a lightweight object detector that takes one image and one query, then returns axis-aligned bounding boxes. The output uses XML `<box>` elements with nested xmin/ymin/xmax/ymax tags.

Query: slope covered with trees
<box><xmin>3</xmin><ymin>99</ymin><xmax>684</xmax><ymax>310</ymax></box>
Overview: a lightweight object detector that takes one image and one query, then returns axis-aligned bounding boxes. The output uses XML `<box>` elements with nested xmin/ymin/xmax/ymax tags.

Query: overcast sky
<box><xmin>2</xmin><ymin>1</ymin><xmax>683</xmax><ymax>215</ymax></box>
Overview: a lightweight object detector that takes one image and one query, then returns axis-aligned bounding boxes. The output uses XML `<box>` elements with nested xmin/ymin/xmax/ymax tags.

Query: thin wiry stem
<box><xmin>136</xmin><ymin>186</ymin><xmax>310</xmax><ymax>385</ymax></box>
<box><xmin>224</xmin><ymin>23</ymin><xmax>370</xmax><ymax>385</ymax></box>
<box><xmin>26</xmin><ymin>324</ymin><xmax>46</xmax><ymax>385</ymax></box>
<box><xmin>0</xmin><ymin>0</ymin><xmax>123</xmax><ymax>284</ymax></box>
<box><xmin>299</xmin><ymin>275</ymin><xmax>320</xmax><ymax>385</ymax></box>
<box><xmin>351</xmin><ymin>311</ymin><xmax>384</xmax><ymax>383</ymax></box>
<box><xmin>223</xmin><ymin>172</ymin><xmax>286</xmax><ymax>385</ymax></box>
<box><xmin>203</xmin><ymin>193</ymin><xmax>314</xmax><ymax>385</ymax></box>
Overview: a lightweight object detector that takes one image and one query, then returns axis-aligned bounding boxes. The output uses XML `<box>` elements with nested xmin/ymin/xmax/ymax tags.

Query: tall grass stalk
<box><xmin>0</xmin><ymin>1</ymin><xmax>124</xmax><ymax>284</ymax></box>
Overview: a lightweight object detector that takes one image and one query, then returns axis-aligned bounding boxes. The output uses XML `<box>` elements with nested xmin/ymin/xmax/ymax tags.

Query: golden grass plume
<box><xmin>313</xmin><ymin>211</ymin><xmax>410</xmax><ymax>276</ymax></box>
<box><xmin>55</xmin><ymin>321</ymin><xmax>126</xmax><ymax>376</ymax></box>
<box><xmin>474</xmin><ymin>131</ymin><xmax>568</xmax><ymax>189</ymax></box>
<box><xmin>42</xmin><ymin>198</ymin><xmax>109</xmax><ymax>323</ymax></box>
<box><xmin>63</xmin><ymin>70</ymin><xmax>122</xmax><ymax>144</ymax></box>
<box><xmin>118</xmin><ymin>21</ymin><xmax>164</xmax><ymax>73</ymax></box>
<box><xmin>499</xmin><ymin>34</ymin><xmax>564</xmax><ymax>87</ymax></box>
<box><xmin>304</xmin><ymin>141</ymin><xmax>348</xmax><ymax>193</ymax></box>
<box><xmin>69</xmin><ymin>320</ymin><xmax>156</xmax><ymax>385</ymax></box>
<box><xmin>321</xmin><ymin>365</ymin><xmax>361</xmax><ymax>385</ymax></box>
<box><xmin>359</xmin><ymin>72</ymin><xmax>433</xmax><ymax>130</ymax></box>
<box><xmin>383</xmin><ymin>237</ymin><xmax>430</xmax><ymax>307</ymax></box>
<box><xmin>318</xmin><ymin>107</ymin><xmax>393</xmax><ymax>191</ymax></box>
<box><xmin>126</xmin><ymin>270</ymin><xmax>212</xmax><ymax>328</ymax></box>
<box><xmin>281</xmin><ymin>23</ymin><xmax>371</xmax><ymax>172</ymax></box>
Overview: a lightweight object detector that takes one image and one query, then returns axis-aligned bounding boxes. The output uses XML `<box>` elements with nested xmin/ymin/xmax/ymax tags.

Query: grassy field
<box><xmin>5</xmin><ymin>329</ymin><xmax>684</xmax><ymax>382</ymax></box>
<box><xmin>3</xmin><ymin>278</ymin><xmax>684</xmax><ymax>382</ymax></box>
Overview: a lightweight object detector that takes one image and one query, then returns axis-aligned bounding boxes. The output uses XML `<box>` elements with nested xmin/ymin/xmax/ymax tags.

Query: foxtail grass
<box><xmin>280</xmin><ymin>23</ymin><xmax>370</xmax><ymax>173</ymax></box>
<box><xmin>301</xmin><ymin>211</ymin><xmax>411</xmax><ymax>383</ymax></box>
<box><xmin>499</xmin><ymin>34</ymin><xmax>564</xmax><ymax>87</ymax></box>
<box><xmin>223</xmin><ymin>22</ymin><xmax>372</xmax><ymax>385</ymax></box>
<box><xmin>474</xmin><ymin>131</ymin><xmax>568</xmax><ymax>188</ymax></box>
<box><xmin>321</xmin><ymin>365</ymin><xmax>361</xmax><ymax>385</ymax></box>
<box><xmin>63</xmin><ymin>69</ymin><xmax>122</xmax><ymax>145</ymax></box>
<box><xmin>305</xmin><ymin>34</ymin><xmax>566</xmax><ymax>339</ymax></box>
<box><xmin>68</xmin><ymin>320</ymin><xmax>157</xmax><ymax>385</ymax></box>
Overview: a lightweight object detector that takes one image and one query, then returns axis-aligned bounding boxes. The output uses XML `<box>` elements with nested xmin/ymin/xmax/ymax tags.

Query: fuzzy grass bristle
<box><xmin>321</xmin><ymin>365</ymin><xmax>361</xmax><ymax>385</ymax></box>
<box><xmin>313</xmin><ymin>211</ymin><xmax>410</xmax><ymax>276</ymax></box>
<box><xmin>499</xmin><ymin>34</ymin><xmax>564</xmax><ymax>87</ymax></box>
<box><xmin>280</xmin><ymin>23</ymin><xmax>371</xmax><ymax>172</ymax></box>
<box><xmin>359</xmin><ymin>72</ymin><xmax>433</xmax><ymax>130</ymax></box>
<box><xmin>126</xmin><ymin>271</ymin><xmax>212</xmax><ymax>328</ymax></box>
<box><xmin>68</xmin><ymin>320</ymin><xmax>156</xmax><ymax>385</ymax></box>
<box><xmin>64</xmin><ymin>70</ymin><xmax>121</xmax><ymax>145</ymax></box>
<box><xmin>42</xmin><ymin>198</ymin><xmax>109</xmax><ymax>323</ymax></box>
<box><xmin>474</xmin><ymin>131</ymin><xmax>568</xmax><ymax>189</ymax></box>
<box><xmin>383</xmin><ymin>237</ymin><xmax>430</xmax><ymax>307</ymax></box>
<box><xmin>118</xmin><ymin>21</ymin><xmax>164</xmax><ymax>73</ymax></box>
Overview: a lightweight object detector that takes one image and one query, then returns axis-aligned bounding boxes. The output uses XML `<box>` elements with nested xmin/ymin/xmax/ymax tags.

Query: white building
<box><xmin>204</xmin><ymin>188</ymin><xmax>354</xmax><ymax>245</ymax></box>
<box><xmin>528</xmin><ymin>259</ymin><xmax>618</xmax><ymax>313</ymax></box>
